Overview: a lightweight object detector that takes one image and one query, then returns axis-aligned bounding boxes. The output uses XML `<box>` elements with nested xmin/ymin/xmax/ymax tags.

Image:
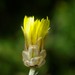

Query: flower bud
<box><xmin>21</xmin><ymin>16</ymin><xmax>50</xmax><ymax>67</ymax></box>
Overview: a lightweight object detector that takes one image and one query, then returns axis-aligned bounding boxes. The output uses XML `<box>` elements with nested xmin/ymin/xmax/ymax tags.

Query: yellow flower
<box><xmin>21</xmin><ymin>16</ymin><xmax>50</xmax><ymax>67</ymax></box>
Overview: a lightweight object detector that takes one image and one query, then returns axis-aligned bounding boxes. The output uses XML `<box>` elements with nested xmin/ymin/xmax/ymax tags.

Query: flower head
<box><xmin>22</xmin><ymin>16</ymin><xmax>50</xmax><ymax>67</ymax></box>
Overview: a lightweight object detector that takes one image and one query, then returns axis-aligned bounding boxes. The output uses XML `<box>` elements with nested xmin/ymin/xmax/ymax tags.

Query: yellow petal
<box><xmin>21</xmin><ymin>16</ymin><xmax>50</xmax><ymax>46</ymax></box>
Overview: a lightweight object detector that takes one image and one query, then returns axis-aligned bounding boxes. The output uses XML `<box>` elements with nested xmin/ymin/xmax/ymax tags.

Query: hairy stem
<box><xmin>29</xmin><ymin>68</ymin><xmax>35</xmax><ymax>75</ymax></box>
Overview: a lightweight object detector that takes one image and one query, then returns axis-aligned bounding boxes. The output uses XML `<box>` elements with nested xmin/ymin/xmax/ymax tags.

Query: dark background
<box><xmin>0</xmin><ymin>0</ymin><xmax>75</xmax><ymax>75</ymax></box>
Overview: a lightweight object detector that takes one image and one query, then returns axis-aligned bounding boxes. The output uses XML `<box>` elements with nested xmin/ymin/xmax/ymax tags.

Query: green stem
<box><xmin>29</xmin><ymin>68</ymin><xmax>35</xmax><ymax>75</ymax></box>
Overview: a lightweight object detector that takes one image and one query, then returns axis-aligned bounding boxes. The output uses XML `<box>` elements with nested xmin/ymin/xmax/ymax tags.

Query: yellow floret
<box><xmin>21</xmin><ymin>16</ymin><xmax>50</xmax><ymax>46</ymax></box>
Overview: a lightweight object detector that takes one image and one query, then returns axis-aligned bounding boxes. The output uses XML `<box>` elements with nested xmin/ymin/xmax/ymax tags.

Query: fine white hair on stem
<box><xmin>29</xmin><ymin>68</ymin><xmax>35</xmax><ymax>75</ymax></box>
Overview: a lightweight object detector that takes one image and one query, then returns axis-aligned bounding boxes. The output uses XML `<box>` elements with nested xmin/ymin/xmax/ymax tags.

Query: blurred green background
<box><xmin>0</xmin><ymin>0</ymin><xmax>75</xmax><ymax>75</ymax></box>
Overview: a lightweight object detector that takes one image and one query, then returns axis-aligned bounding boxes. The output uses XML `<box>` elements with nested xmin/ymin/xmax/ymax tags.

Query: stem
<box><xmin>29</xmin><ymin>68</ymin><xmax>35</xmax><ymax>75</ymax></box>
